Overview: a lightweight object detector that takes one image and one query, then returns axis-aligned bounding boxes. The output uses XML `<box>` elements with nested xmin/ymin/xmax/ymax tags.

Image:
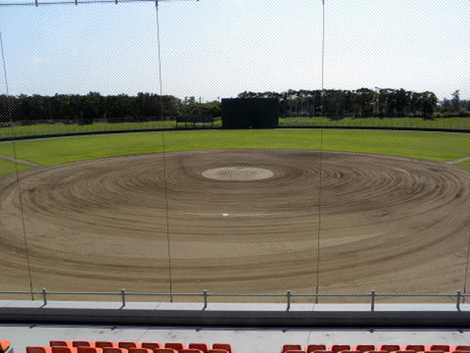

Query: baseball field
<box><xmin>1</xmin><ymin>128</ymin><xmax>470</xmax><ymax>300</ymax></box>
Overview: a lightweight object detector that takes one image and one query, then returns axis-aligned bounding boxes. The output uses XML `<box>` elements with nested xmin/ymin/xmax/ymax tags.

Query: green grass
<box><xmin>2</xmin><ymin>129</ymin><xmax>470</xmax><ymax>171</ymax></box>
<box><xmin>459</xmin><ymin>160</ymin><xmax>470</xmax><ymax>169</ymax></box>
<box><xmin>279</xmin><ymin>116</ymin><xmax>470</xmax><ymax>130</ymax></box>
<box><xmin>0</xmin><ymin>159</ymin><xmax>28</xmax><ymax>176</ymax></box>
<box><xmin>0</xmin><ymin>120</ymin><xmax>179</xmax><ymax>139</ymax></box>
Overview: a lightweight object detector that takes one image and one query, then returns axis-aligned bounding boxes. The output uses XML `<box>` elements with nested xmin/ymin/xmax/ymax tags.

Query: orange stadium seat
<box><xmin>0</xmin><ymin>341</ymin><xmax>11</xmax><ymax>353</ymax></box>
<box><xmin>165</xmin><ymin>344</ymin><xmax>185</xmax><ymax>352</ymax></box>
<box><xmin>128</xmin><ymin>349</ymin><xmax>151</xmax><ymax>353</ymax></box>
<box><xmin>141</xmin><ymin>343</ymin><xmax>161</xmax><ymax>351</ymax></box>
<box><xmin>77</xmin><ymin>347</ymin><xmax>99</xmax><ymax>353</ymax></box>
<box><xmin>307</xmin><ymin>346</ymin><xmax>327</xmax><ymax>353</ymax></box>
<box><xmin>119</xmin><ymin>343</ymin><xmax>137</xmax><ymax>349</ymax></box>
<box><xmin>208</xmin><ymin>350</ymin><xmax>230</xmax><ymax>353</ymax></box>
<box><xmin>27</xmin><ymin>348</ymin><xmax>53</xmax><ymax>353</ymax></box>
<box><xmin>51</xmin><ymin>347</ymin><xmax>74</xmax><ymax>353</ymax></box>
<box><xmin>50</xmin><ymin>342</ymin><xmax>72</xmax><ymax>348</ymax></box>
<box><xmin>96</xmin><ymin>343</ymin><xmax>115</xmax><ymax>348</ymax></box>
<box><xmin>332</xmin><ymin>346</ymin><xmax>351</xmax><ymax>353</ymax></box>
<box><xmin>102</xmin><ymin>348</ymin><xmax>123</xmax><ymax>353</ymax></box>
<box><xmin>189</xmin><ymin>344</ymin><xmax>208</xmax><ymax>353</ymax></box>
<box><xmin>407</xmin><ymin>345</ymin><xmax>426</xmax><ymax>351</ymax></box>
<box><xmin>73</xmin><ymin>342</ymin><xmax>92</xmax><ymax>348</ymax></box>
<box><xmin>381</xmin><ymin>346</ymin><xmax>402</xmax><ymax>352</ymax></box>
<box><xmin>154</xmin><ymin>349</ymin><xmax>178</xmax><ymax>353</ymax></box>
<box><xmin>180</xmin><ymin>349</ymin><xmax>203</xmax><ymax>353</ymax></box>
<box><xmin>283</xmin><ymin>345</ymin><xmax>303</xmax><ymax>353</ymax></box>
<box><xmin>212</xmin><ymin>344</ymin><xmax>231</xmax><ymax>353</ymax></box>
<box><xmin>356</xmin><ymin>346</ymin><xmax>376</xmax><ymax>352</ymax></box>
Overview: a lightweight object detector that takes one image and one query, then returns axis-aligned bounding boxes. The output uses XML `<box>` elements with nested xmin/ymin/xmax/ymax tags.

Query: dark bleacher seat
<box><xmin>308</xmin><ymin>346</ymin><xmax>327</xmax><ymax>353</ymax></box>
<box><xmin>332</xmin><ymin>346</ymin><xmax>351</xmax><ymax>353</ymax></box>
<box><xmin>431</xmin><ymin>347</ymin><xmax>450</xmax><ymax>352</ymax></box>
<box><xmin>356</xmin><ymin>346</ymin><xmax>376</xmax><ymax>352</ymax></box>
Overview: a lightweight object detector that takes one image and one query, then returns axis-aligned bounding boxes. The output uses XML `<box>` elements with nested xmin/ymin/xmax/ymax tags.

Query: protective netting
<box><xmin>0</xmin><ymin>0</ymin><xmax>469</xmax><ymax>304</ymax></box>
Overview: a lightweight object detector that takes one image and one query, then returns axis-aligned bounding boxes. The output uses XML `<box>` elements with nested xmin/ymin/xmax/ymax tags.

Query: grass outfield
<box><xmin>279</xmin><ymin>116</ymin><xmax>470</xmax><ymax>130</ymax></box>
<box><xmin>1</xmin><ymin>116</ymin><xmax>470</xmax><ymax>140</ymax></box>
<box><xmin>0</xmin><ymin>159</ymin><xmax>27</xmax><ymax>176</ymax></box>
<box><xmin>1</xmin><ymin>129</ymin><xmax>470</xmax><ymax>175</ymax></box>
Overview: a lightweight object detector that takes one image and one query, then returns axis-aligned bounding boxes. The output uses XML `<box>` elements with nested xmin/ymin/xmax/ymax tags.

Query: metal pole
<box><xmin>42</xmin><ymin>288</ymin><xmax>47</xmax><ymax>306</ymax></box>
<box><xmin>457</xmin><ymin>291</ymin><xmax>462</xmax><ymax>312</ymax></box>
<box><xmin>286</xmin><ymin>290</ymin><xmax>292</xmax><ymax>311</ymax></box>
<box><xmin>121</xmin><ymin>289</ymin><xmax>126</xmax><ymax>307</ymax></box>
<box><xmin>370</xmin><ymin>290</ymin><xmax>375</xmax><ymax>312</ymax></box>
<box><xmin>203</xmin><ymin>289</ymin><xmax>208</xmax><ymax>310</ymax></box>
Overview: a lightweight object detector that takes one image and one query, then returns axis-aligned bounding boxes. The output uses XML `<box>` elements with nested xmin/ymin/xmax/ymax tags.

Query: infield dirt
<box><xmin>1</xmin><ymin>150</ymin><xmax>470</xmax><ymax>299</ymax></box>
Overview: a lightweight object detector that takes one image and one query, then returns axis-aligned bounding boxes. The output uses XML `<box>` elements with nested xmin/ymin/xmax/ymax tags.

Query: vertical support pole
<box><xmin>286</xmin><ymin>290</ymin><xmax>291</xmax><ymax>311</ymax></box>
<box><xmin>203</xmin><ymin>289</ymin><xmax>208</xmax><ymax>310</ymax></box>
<box><xmin>457</xmin><ymin>290</ymin><xmax>462</xmax><ymax>312</ymax></box>
<box><xmin>370</xmin><ymin>290</ymin><xmax>375</xmax><ymax>312</ymax></box>
<box><xmin>42</xmin><ymin>288</ymin><xmax>47</xmax><ymax>306</ymax></box>
<box><xmin>121</xmin><ymin>289</ymin><xmax>126</xmax><ymax>308</ymax></box>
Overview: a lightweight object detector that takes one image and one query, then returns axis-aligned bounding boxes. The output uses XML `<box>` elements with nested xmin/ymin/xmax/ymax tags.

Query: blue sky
<box><xmin>0</xmin><ymin>0</ymin><xmax>469</xmax><ymax>100</ymax></box>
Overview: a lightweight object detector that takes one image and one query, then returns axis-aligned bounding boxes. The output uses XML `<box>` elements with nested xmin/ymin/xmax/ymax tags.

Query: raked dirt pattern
<box><xmin>1</xmin><ymin>150</ymin><xmax>470</xmax><ymax>296</ymax></box>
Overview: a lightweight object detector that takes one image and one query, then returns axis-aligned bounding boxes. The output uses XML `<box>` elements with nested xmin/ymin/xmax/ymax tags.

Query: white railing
<box><xmin>0</xmin><ymin>289</ymin><xmax>468</xmax><ymax>312</ymax></box>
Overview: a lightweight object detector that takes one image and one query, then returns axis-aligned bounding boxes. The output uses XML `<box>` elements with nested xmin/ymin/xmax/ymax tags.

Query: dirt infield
<box><xmin>1</xmin><ymin>150</ymin><xmax>470</xmax><ymax>297</ymax></box>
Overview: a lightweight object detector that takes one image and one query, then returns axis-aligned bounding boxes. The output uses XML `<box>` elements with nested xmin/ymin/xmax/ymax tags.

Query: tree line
<box><xmin>1</xmin><ymin>89</ymin><xmax>469</xmax><ymax>126</ymax></box>
<box><xmin>239</xmin><ymin>88</ymin><xmax>469</xmax><ymax>119</ymax></box>
<box><xmin>0</xmin><ymin>92</ymin><xmax>221</xmax><ymax>125</ymax></box>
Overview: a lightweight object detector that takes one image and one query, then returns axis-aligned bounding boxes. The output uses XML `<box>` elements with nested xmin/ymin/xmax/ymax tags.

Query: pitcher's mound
<box><xmin>202</xmin><ymin>166</ymin><xmax>274</xmax><ymax>181</ymax></box>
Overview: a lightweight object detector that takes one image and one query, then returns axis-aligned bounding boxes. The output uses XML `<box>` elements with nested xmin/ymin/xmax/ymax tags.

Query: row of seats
<box><xmin>27</xmin><ymin>341</ymin><xmax>232</xmax><ymax>353</ymax></box>
<box><xmin>0</xmin><ymin>340</ymin><xmax>11</xmax><ymax>353</ymax></box>
<box><xmin>281</xmin><ymin>345</ymin><xmax>470</xmax><ymax>353</ymax></box>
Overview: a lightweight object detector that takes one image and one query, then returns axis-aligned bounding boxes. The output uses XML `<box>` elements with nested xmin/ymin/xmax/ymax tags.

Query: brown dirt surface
<box><xmin>1</xmin><ymin>150</ymin><xmax>470</xmax><ymax>298</ymax></box>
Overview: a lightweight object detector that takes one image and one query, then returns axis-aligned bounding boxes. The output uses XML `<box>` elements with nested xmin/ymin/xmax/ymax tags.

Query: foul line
<box><xmin>0</xmin><ymin>154</ymin><xmax>41</xmax><ymax>168</ymax></box>
<box><xmin>447</xmin><ymin>156</ymin><xmax>470</xmax><ymax>165</ymax></box>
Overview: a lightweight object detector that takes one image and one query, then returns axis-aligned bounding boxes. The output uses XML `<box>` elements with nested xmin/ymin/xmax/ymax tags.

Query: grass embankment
<box><xmin>1</xmin><ymin>117</ymin><xmax>470</xmax><ymax>140</ymax></box>
<box><xmin>1</xmin><ymin>129</ymin><xmax>470</xmax><ymax>176</ymax></box>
